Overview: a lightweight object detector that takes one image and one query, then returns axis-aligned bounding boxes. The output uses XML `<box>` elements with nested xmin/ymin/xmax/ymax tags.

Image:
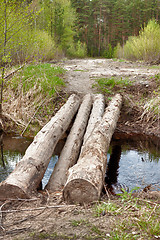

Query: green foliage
<box><xmin>94</xmin><ymin>77</ymin><xmax>131</xmax><ymax>94</ymax></box>
<box><xmin>94</xmin><ymin>201</ymin><xmax>118</xmax><ymax>217</ymax></box>
<box><xmin>67</xmin><ymin>41</ymin><xmax>87</xmax><ymax>58</ymax></box>
<box><xmin>37</xmin><ymin>0</ymin><xmax>76</xmax><ymax>56</ymax></box>
<box><xmin>117</xmin><ymin>187</ymin><xmax>140</xmax><ymax>202</ymax></box>
<box><xmin>117</xmin><ymin>19</ymin><xmax>160</xmax><ymax>62</ymax></box>
<box><xmin>71</xmin><ymin>0</ymin><xmax>160</xmax><ymax>57</ymax></box>
<box><xmin>11</xmin><ymin>63</ymin><xmax>65</xmax><ymax>96</ymax></box>
<box><xmin>103</xmin><ymin>44</ymin><xmax>114</xmax><ymax>59</ymax></box>
<box><xmin>22</xmin><ymin>30</ymin><xmax>55</xmax><ymax>62</ymax></box>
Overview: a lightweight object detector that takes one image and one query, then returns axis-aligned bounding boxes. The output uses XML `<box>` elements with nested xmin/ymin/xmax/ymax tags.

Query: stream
<box><xmin>0</xmin><ymin>133</ymin><xmax>160</xmax><ymax>192</ymax></box>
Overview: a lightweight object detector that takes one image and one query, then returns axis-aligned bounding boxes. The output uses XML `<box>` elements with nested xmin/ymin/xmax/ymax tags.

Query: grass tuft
<box><xmin>11</xmin><ymin>63</ymin><xmax>66</xmax><ymax>97</ymax></box>
<box><xmin>94</xmin><ymin>76</ymin><xmax>131</xmax><ymax>94</ymax></box>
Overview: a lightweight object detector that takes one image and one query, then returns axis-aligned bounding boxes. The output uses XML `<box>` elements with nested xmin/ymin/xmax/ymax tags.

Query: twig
<box><xmin>138</xmin><ymin>198</ymin><xmax>159</xmax><ymax>206</ymax></box>
<box><xmin>3</xmin><ymin>113</ymin><xmax>25</xmax><ymax>127</ymax></box>
<box><xmin>45</xmin><ymin>189</ymin><xmax>50</xmax><ymax>205</ymax></box>
<box><xmin>147</xmin><ymin>204</ymin><xmax>157</xmax><ymax>222</ymax></box>
<box><xmin>4</xmin><ymin>64</ymin><xmax>25</xmax><ymax>80</ymax></box>
<box><xmin>21</xmin><ymin>97</ymin><xmax>47</xmax><ymax>136</ymax></box>
<box><xmin>6</xmin><ymin>198</ymin><xmax>38</xmax><ymax>201</ymax></box>
<box><xmin>1</xmin><ymin>204</ymin><xmax>74</xmax><ymax>213</ymax></box>
<box><xmin>103</xmin><ymin>184</ymin><xmax>110</xmax><ymax>200</ymax></box>
<box><xmin>0</xmin><ymin>201</ymin><xmax>9</xmax><ymax>231</ymax></box>
<box><xmin>0</xmin><ymin>227</ymin><xmax>31</xmax><ymax>236</ymax></box>
<box><xmin>5</xmin><ymin>210</ymin><xmax>45</xmax><ymax>227</ymax></box>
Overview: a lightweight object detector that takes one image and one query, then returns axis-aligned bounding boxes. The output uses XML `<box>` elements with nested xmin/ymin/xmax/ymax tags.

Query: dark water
<box><xmin>105</xmin><ymin>133</ymin><xmax>160</xmax><ymax>192</ymax></box>
<box><xmin>0</xmin><ymin>133</ymin><xmax>160</xmax><ymax>192</ymax></box>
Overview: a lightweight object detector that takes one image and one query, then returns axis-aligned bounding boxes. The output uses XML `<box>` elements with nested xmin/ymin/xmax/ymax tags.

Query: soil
<box><xmin>59</xmin><ymin>58</ymin><xmax>160</xmax><ymax>138</ymax></box>
<box><xmin>60</xmin><ymin>58</ymin><xmax>159</xmax><ymax>95</ymax></box>
<box><xmin>1</xmin><ymin>58</ymin><xmax>160</xmax><ymax>239</ymax></box>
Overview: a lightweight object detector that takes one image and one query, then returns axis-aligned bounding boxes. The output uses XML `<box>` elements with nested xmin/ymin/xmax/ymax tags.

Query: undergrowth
<box><xmin>11</xmin><ymin>63</ymin><xmax>66</xmax><ymax>96</ymax></box>
<box><xmin>4</xmin><ymin>63</ymin><xmax>66</xmax><ymax>136</ymax></box>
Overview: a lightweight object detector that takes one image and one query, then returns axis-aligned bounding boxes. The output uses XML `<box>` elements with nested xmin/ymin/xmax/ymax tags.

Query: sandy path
<box><xmin>60</xmin><ymin>58</ymin><xmax>160</xmax><ymax>95</ymax></box>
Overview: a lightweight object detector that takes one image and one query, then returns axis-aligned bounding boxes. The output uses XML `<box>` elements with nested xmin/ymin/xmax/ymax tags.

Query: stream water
<box><xmin>0</xmin><ymin>133</ymin><xmax>160</xmax><ymax>192</ymax></box>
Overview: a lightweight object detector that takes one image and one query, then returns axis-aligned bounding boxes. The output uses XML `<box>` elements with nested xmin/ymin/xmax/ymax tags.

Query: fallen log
<box><xmin>45</xmin><ymin>94</ymin><xmax>92</xmax><ymax>192</ymax></box>
<box><xmin>63</xmin><ymin>94</ymin><xmax>122</xmax><ymax>204</ymax></box>
<box><xmin>80</xmin><ymin>94</ymin><xmax>105</xmax><ymax>153</ymax></box>
<box><xmin>0</xmin><ymin>94</ymin><xmax>80</xmax><ymax>200</ymax></box>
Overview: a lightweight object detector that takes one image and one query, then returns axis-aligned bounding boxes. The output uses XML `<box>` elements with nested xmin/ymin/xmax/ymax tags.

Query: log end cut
<box><xmin>63</xmin><ymin>179</ymin><xmax>99</xmax><ymax>204</ymax></box>
<box><xmin>0</xmin><ymin>182</ymin><xmax>30</xmax><ymax>200</ymax></box>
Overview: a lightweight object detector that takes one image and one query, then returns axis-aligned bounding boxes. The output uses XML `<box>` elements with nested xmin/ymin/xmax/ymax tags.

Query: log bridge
<box><xmin>0</xmin><ymin>93</ymin><xmax>122</xmax><ymax>204</ymax></box>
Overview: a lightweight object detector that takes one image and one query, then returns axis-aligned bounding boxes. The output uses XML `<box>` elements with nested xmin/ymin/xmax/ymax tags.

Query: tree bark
<box><xmin>45</xmin><ymin>94</ymin><xmax>92</xmax><ymax>192</ymax></box>
<box><xmin>0</xmin><ymin>94</ymin><xmax>80</xmax><ymax>200</ymax></box>
<box><xmin>63</xmin><ymin>94</ymin><xmax>122</xmax><ymax>204</ymax></box>
<box><xmin>80</xmin><ymin>94</ymin><xmax>105</xmax><ymax>153</ymax></box>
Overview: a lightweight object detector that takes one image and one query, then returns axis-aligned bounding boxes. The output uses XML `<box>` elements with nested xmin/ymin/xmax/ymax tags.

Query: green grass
<box><xmin>94</xmin><ymin>201</ymin><xmax>118</xmax><ymax>217</ymax></box>
<box><xmin>94</xmin><ymin>76</ymin><xmax>131</xmax><ymax>94</ymax></box>
<box><xmin>11</xmin><ymin>63</ymin><xmax>66</xmax><ymax>96</ymax></box>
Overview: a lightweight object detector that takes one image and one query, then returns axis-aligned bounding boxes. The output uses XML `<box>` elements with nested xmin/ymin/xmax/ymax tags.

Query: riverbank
<box><xmin>3</xmin><ymin>58</ymin><xmax>160</xmax><ymax>139</ymax></box>
<box><xmin>0</xmin><ymin>58</ymin><xmax>160</xmax><ymax>240</ymax></box>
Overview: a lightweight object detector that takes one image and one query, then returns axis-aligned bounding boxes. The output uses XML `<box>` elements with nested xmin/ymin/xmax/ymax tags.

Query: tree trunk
<box><xmin>81</xmin><ymin>94</ymin><xmax>105</xmax><ymax>152</ymax></box>
<box><xmin>0</xmin><ymin>94</ymin><xmax>80</xmax><ymax>200</ymax></box>
<box><xmin>63</xmin><ymin>94</ymin><xmax>122</xmax><ymax>204</ymax></box>
<box><xmin>45</xmin><ymin>94</ymin><xmax>92</xmax><ymax>192</ymax></box>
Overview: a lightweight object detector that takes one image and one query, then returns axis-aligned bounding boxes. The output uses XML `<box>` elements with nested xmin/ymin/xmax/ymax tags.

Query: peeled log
<box><xmin>45</xmin><ymin>94</ymin><xmax>92</xmax><ymax>192</ymax></box>
<box><xmin>0</xmin><ymin>94</ymin><xmax>80</xmax><ymax>200</ymax></box>
<box><xmin>80</xmin><ymin>94</ymin><xmax>105</xmax><ymax>153</ymax></box>
<box><xmin>63</xmin><ymin>94</ymin><xmax>122</xmax><ymax>204</ymax></box>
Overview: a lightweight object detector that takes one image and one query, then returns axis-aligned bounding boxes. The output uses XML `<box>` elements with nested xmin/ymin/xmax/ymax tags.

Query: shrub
<box><xmin>67</xmin><ymin>41</ymin><xmax>87</xmax><ymax>58</ymax></box>
<box><xmin>116</xmin><ymin>19</ymin><xmax>160</xmax><ymax>63</ymax></box>
<box><xmin>103</xmin><ymin>44</ymin><xmax>114</xmax><ymax>58</ymax></box>
<box><xmin>11</xmin><ymin>30</ymin><xmax>55</xmax><ymax>64</ymax></box>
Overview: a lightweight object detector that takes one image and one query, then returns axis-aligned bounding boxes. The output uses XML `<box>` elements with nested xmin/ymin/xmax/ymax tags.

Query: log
<box><xmin>63</xmin><ymin>94</ymin><xmax>122</xmax><ymax>204</ymax></box>
<box><xmin>45</xmin><ymin>94</ymin><xmax>92</xmax><ymax>192</ymax></box>
<box><xmin>80</xmin><ymin>94</ymin><xmax>105</xmax><ymax>153</ymax></box>
<box><xmin>0</xmin><ymin>94</ymin><xmax>80</xmax><ymax>200</ymax></box>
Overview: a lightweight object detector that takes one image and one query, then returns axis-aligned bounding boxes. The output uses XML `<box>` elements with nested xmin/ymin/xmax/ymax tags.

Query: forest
<box><xmin>0</xmin><ymin>0</ymin><xmax>160</xmax><ymax>67</ymax></box>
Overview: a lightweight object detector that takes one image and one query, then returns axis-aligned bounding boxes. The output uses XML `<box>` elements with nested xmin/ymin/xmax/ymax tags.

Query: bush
<box><xmin>116</xmin><ymin>19</ymin><xmax>160</xmax><ymax>63</ymax></box>
<box><xmin>103</xmin><ymin>44</ymin><xmax>114</xmax><ymax>58</ymax></box>
<box><xmin>11</xmin><ymin>29</ymin><xmax>55</xmax><ymax>64</ymax></box>
<box><xmin>67</xmin><ymin>41</ymin><xmax>87</xmax><ymax>58</ymax></box>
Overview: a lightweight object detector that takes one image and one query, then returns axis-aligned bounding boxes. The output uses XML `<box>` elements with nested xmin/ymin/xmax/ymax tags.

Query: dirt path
<box><xmin>60</xmin><ymin>58</ymin><xmax>160</xmax><ymax>95</ymax></box>
<box><xmin>58</xmin><ymin>58</ymin><xmax>160</xmax><ymax>138</ymax></box>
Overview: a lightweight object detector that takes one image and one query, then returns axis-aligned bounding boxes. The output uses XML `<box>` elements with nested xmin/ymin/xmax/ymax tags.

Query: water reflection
<box><xmin>0</xmin><ymin>134</ymin><xmax>59</xmax><ymax>188</ymax></box>
<box><xmin>105</xmin><ymin>145</ymin><xmax>121</xmax><ymax>186</ymax></box>
<box><xmin>104</xmin><ymin>134</ymin><xmax>160</xmax><ymax>193</ymax></box>
<box><xmin>0</xmin><ymin>134</ymin><xmax>31</xmax><ymax>182</ymax></box>
<box><xmin>0</xmin><ymin>133</ymin><xmax>160</xmax><ymax>192</ymax></box>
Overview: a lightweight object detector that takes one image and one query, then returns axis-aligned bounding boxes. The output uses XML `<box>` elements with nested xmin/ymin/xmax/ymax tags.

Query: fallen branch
<box><xmin>4</xmin><ymin>64</ymin><xmax>25</xmax><ymax>81</ymax></box>
<box><xmin>1</xmin><ymin>204</ymin><xmax>75</xmax><ymax>213</ymax></box>
<box><xmin>3</xmin><ymin>113</ymin><xmax>25</xmax><ymax>127</ymax></box>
